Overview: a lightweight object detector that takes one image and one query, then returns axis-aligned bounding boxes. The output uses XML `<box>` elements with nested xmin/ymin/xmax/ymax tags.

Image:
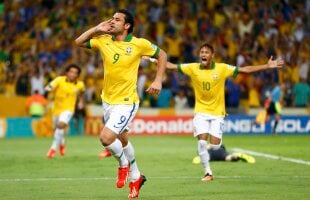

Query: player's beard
<box><xmin>110</xmin><ymin>24</ymin><xmax>129</xmax><ymax>37</ymax></box>
<box><xmin>109</xmin><ymin>26</ymin><xmax>122</xmax><ymax>35</ymax></box>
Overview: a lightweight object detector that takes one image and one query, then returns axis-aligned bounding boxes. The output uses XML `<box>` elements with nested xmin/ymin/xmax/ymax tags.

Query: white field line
<box><xmin>232</xmin><ymin>148</ymin><xmax>310</xmax><ymax>165</ymax></box>
<box><xmin>0</xmin><ymin>175</ymin><xmax>310</xmax><ymax>182</ymax></box>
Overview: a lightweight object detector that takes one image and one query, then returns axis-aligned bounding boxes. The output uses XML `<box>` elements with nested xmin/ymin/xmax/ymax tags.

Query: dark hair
<box><xmin>115</xmin><ymin>9</ymin><xmax>134</xmax><ymax>33</ymax></box>
<box><xmin>199</xmin><ymin>43</ymin><xmax>214</xmax><ymax>53</ymax></box>
<box><xmin>65</xmin><ymin>64</ymin><xmax>81</xmax><ymax>75</ymax></box>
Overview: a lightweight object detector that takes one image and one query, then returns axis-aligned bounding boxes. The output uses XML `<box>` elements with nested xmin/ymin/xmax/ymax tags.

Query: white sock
<box><xmin>51</xmin><ymin>128</ymin><xmax>64</xmax><ymax>150</ymax></box>
<box><xmin>123</xmin><ymin>141</ymin><xmax>140</xmax><ymax>182</ymax></box>
<box><xmin>106</xmin><ymin>139</ymin><xmax>129</xmax><ymax>167</ymax></box>
<box><xmin>60</xmin><ymin>132</ymin><xmax>65</xmax><ymax>146</ymax></box>
<box><xmin>198</xmin><ymin>140</ymin><xmax>212</xmax><ymax>175</ymax></box>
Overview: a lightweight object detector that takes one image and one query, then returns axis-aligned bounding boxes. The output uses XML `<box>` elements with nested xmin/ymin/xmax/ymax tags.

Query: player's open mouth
<box><xmin>201</xmin><ymin>58</ymin><xmax>208</xmax><ymax>62</ymax></box>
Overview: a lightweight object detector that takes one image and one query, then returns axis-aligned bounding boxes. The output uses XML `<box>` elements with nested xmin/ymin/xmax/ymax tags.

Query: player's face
<box><xmin>199</xmin><ymin>47</ymin><xmax>214</xmax><ymax>66</ymax></box>
<box><xmin>66</xmin><ymin>68</ymin><xmax>79</xmax><ymax>82</ymax></box>
<box><xmin>109</xmin><ymin>13</ymin><xmax>129</xmax><ymax>34</ymax></box>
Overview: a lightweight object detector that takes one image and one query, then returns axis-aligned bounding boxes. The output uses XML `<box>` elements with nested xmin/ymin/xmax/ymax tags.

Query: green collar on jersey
<box><xmin>112</xmin><ymin>33</ymin><xmax>133</xmax><ymax>42</ymax></box>
<box><xmin>199</xmin><ymin>61</ymin><xmax>215</xmax><ymax>70</ymax></box>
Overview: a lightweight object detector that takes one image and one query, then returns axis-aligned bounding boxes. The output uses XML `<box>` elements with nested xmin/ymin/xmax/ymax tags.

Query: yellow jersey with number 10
<box><xmin>88</xmin><ymin>34</ymin><xmax>160</xmax><ymax>104</ymax></box>
<box><xmin>178</xmin><ymin>62</ymin><xmax>238</xmax><ymax>116</ymax></box>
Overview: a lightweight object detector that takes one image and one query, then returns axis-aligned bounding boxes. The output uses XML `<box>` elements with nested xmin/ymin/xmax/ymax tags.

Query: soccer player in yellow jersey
<box><xmin>148</xmin><ymin>43</ymin><xmax>284</xmax><ymax>182</ymax></box>
<box><xmin>75</xmin><ymin>9</ymin><xmax>167</xmax><ymax>198</ymax></box>
<box><xmin>45</xmin><ymin>64</ymin><xmax>85</xmax><ymax>159</ymax></box>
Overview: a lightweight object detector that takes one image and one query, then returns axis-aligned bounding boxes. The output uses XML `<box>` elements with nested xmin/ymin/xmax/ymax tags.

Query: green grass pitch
<box><xmin>0</xmin><ymin>135</ymin><xmax>309</xmax><ymax>200</ymax></box>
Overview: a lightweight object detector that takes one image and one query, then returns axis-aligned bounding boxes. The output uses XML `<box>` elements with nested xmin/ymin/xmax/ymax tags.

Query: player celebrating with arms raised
<box><xmin>75</xmin><ymin>9</ymin><xmax>167</xmax><ymax>198</ymax></box>
<box><xmin>148</xmin><ymin>43</ymin><xmax>284</xmax><ymax>181</ymax></box>
<box><xmin>46</xmin><ymin>64</ymin><xmax>85</xmax><ymax>158</ymax></box>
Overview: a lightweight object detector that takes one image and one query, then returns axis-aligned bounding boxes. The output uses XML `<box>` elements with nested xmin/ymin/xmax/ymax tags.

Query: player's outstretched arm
<box><xmin>166</xmin><ymin>62</ymin><xmax>178</xmax><ymax>70</ymax></box>
<box><xmin>145</xmin><ymin>49</ymin><xmax>167</xmax><ymax>95</ymax></box>
<box><xmin>144</xmin><ymin>57</ymin><xmax>177</xmax><ymax>70</ymax></box>
<box><xmin>75</xmin><ymin>19</ymin><xmax>112</xmax><ymax>48</ymax></box>
<box><xmin>238</xmin><ymin>56</ymin><xmax>285</xmax><ymax>73</ymax></box>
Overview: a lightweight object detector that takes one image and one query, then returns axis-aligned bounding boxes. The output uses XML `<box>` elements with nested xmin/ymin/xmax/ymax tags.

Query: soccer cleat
<box><xmin>116</xmin><ymin>165</ymin><xmax>129</xmax><ymax>188</ymax></box>
<box><xmin>201</xmin><ymin>173</ymin><xmax>213</xmax><ymax>182</ymax></box>
<box><xmin>128</xmin><ymin>175</ymin><xmax>147</xmax><ymax>199</ymax></box>
<box><xmin>192</xmin><ymin>156</ymin><xmax>201</xmax><ymax>164</ymax></box>
<box><xmin>236</xmin><ymin>153</ymin><xmax>256</xmax><ymax>164</ymax></box>
<box><xmin>46</xmin><ymin>148</ymin><xmax>56</xmax><ymax>158</ymax></box>
<box><xmin>59</xmin><ymin>145</ymin><xmax>66</xmax><ymax>156</ymax></box>
<box><xmin>98</xmin><ymin>149</ymin><xmax>112</xmax><ymax>158</ymax></box>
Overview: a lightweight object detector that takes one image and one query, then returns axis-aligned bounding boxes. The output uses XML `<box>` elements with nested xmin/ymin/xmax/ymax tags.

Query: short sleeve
<box><xmin>139</xmin><ymin>38</ymin><xmax>160</xmax><ymax>58</ymax></box>
<box><xmin>89</xmin><ymin>38</ymin><xmax>99</xmax><ymax>49</ymax></box>
<box><xmin>224</xmin><ymin>64</ymin><xmax>238</xmax><ymax>78</ymax></box>
<box><xmin>49</xmin><ymin>77</ymin><xmax>62</xmax><ymax>89</ymax></box>
<box><xmin>89</xmin><ymin>35</ymin><xmax>109</xmax><ymax>49</ymax></box>
<box><xmin>178</xmin><ymin>63</ymin><xmax>194</xmax><ymax>76</ymax></box>
<box><xmin>79</xmin><ymin>82</ymin><xmax>86</xmax><ymax>92</ymax></box>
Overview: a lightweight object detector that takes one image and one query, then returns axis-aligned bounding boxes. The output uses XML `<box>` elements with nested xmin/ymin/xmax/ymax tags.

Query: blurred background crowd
<box><xmin>0</xmin><ymin>0</ymin><xmax>309</xmax><ymax>114</ymax></box>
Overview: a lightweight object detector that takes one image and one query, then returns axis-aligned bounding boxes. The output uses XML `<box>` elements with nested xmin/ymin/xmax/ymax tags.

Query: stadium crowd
<box><xmin>0</xmin><ymin>0</ymin><xmax>309</xmax><ymax>112</ymax></box>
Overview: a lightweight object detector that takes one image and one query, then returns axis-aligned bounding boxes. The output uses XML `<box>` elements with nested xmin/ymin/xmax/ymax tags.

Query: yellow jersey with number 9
<box><xmin>178</xmin><ymin>62</ymin><xmax>238</xmax><ymax>116</ymax></box>
<box><xmin>88</xmin><ymin>34</ymin><xmax>160</xmax><ymax>104</ymax></box>
<box><xmin>49</xmin><ymin>76</ymin><xmax>85</xmax><ymax>116</ymax></box>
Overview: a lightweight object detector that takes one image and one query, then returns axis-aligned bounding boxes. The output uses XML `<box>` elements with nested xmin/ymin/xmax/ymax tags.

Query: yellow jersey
<box><xmin>88</xmin><ymin>34</ymin><xmax>159</xmax><ymax>104</ymax></box>
<box><xmin>49</xmin><ymin>76</ymin><xmax>85</xmax><ymax>115</ymax></box>
<box><xmin>178</xmin><ymin>62</ymin><xmax>238</xmax><ymax>116</ymax></box>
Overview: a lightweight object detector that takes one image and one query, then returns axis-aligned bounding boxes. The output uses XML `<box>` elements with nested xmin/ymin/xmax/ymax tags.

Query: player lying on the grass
<box><xmin>75</xmin><ymin>9</ymin><xmax>167</xmax><ymax>199</ymax></box>
<box><xmin>192</xmin><ymin>144</ymin><xmax>255</xmax><ymax>164</ymax></box>
<box><xmin>145</xmin><ymin>43</ymin><xmax>284</xmax><ymax>182</ymax></box>
<box><xmin>45</xmin><ymin>64</ymin><xmax>85</xmax><ymax>158</ymax></box>
<box><xmin>100</xmin><ymin>144</ymin><xmax>256</xmax><ymax>164</ymax></box>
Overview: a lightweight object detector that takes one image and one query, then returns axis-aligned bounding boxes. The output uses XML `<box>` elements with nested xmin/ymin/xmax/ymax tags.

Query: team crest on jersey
<box><xmin>125</xmin><ymin>47</ymin><xmax>132</xmax><ymax>55</ymax></box>
<box><xmin>212</xmin><ymin>73</ymin><xmax>219</xmax><ymax>80</ymax></box>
